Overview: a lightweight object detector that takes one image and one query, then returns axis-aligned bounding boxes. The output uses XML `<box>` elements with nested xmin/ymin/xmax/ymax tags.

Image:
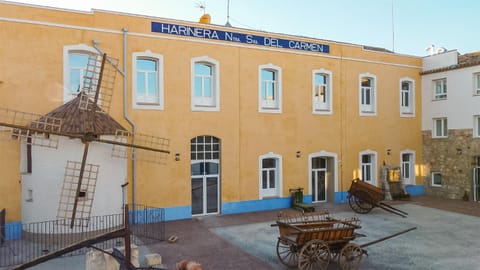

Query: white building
<box><xmin>421</xmin><ymin>50</ymin><xmax>480</xmax><ymax>200</ymax></box>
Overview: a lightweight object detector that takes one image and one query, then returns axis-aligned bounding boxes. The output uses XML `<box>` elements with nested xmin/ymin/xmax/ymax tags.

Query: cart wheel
<box><xmin>298</xmin><ymin>239</ymin><xmax>330</xmax><ymax>270</ymax></box>
<box><xmin>338</xmin><ymin>243</ymin><xmax>363</xmax><ymax>270</ymax></box>
<box><xmin>348</xmin><ymin>190</ymin><xmax>374</xmax><ymax>214</ymax></box>
<box><xmin>276</xmin><ymin>238</ymin><xmax>298</xmax><ymax>268</ymax></box>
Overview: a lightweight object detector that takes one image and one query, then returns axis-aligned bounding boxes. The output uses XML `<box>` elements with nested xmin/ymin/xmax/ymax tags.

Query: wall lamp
<box><xmin>296</xmin><ymin>151</ymin><xmax>301</xmax><ymax>158</ymax></box>
<box><xmin>175</xmin><ymin>153</ymin><xmax>180</xmax><ymax>161</ymax></box>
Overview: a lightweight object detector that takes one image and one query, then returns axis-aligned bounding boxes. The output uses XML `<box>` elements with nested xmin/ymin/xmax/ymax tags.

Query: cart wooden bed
<box><xmin>272</xmin><ymin>211</ymin><xmax>415</xmax><ymax>270</ymax></box>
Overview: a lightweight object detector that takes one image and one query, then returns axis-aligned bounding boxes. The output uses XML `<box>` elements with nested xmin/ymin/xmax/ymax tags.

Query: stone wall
<box><xmin>423</xmin><ymin>129</ymin><xmax>480</xmax><ymax>200</ymax></box>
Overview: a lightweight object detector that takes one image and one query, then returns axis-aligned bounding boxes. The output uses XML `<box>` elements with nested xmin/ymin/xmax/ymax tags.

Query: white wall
<box><xmin>21</xmin><ymin>136</ymin><xmax>126</xmax><ymax>224</ymax></box>
<box><xmin>422</xmin><ymin>65</ymin><xmax>480</xmax><ymax>131</ymax></box>
<box><xmin>422</xmin><ymin>50</ymin><xmax>458</xmax><ymax>71</ymax></box>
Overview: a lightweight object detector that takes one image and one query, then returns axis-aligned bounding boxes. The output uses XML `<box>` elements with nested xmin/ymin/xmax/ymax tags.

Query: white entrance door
<box><xmin>190</xmin><ymin>135</ymin><xmax>220</xmax><ymax>216</ymax></box>
<box><xmin>311</xmin><ymin>157</ymin><xmax>327</xmax><ymax>202</ymax></box>
<box><xmin>191</xmin><ymin>161</ymin><xmax>219</xmax><ymax>215</ymax></box>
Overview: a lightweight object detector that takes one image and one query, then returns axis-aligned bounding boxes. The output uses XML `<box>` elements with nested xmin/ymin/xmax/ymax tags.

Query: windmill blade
<box><xmin>56</xmin><ymin>148</ymin><xmax>99</xmax><ymax>228</ymax></box>
<box><xmin>78</xmin><ymin>53</ymin><xmax>118</xmax><ymax>114</ymax></box>
<box><xmin>110</xmin><ymin>130</ymin><xmax>170</xmax><ymax>164</ymax></box>
<box><xmin>0</xmin><ymin>107</ymin><xmax>62</xmax><ymax>148</ymax></box>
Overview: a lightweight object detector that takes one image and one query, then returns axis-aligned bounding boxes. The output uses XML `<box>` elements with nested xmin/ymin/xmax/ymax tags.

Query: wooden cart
<box><xmin>348</xmin><ymin>178</ymin><xmax>409</xmax><ymax>218</ymax></box>
<box><xmin>273</xmin><ymin>212</ymin><xmax>416</xmax><ymax>270</ymax></box>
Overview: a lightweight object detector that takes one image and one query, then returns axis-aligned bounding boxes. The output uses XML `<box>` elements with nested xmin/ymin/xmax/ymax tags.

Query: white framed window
<box><xmin>474</xmin><ymin>115</ymin><xmax>480</xmax><ymax>138</ymax></box>
<box><xmin>312</xmin><ymin>69</ymin><xmax>333</xmax><ymax>114</ymax></box>
<box><xmin>259</xmin><ymin>152</ymin><xmax>282</xmax><ymax>198</ymax></box>
<box><xmin>63</xmin><ymin>44</ymin><xmax>97</xmax><ymax>103</ymax></box>
<box><xmin>359</xmin><ymin>150</ymin><xmax>377</xmax><ymax>185</ymax></box>
<box><xmin>359</xmin><ymin>73</ymin><xmax>377</xmax><ymax>116</ymax></box>
<box><xmin>132</xmin><ymin>51</ymin><xmax>164</xmax><ymax>110</ymax></box>
<box><xmin>433</xmin><ymin>118</ymin><xmax>448</xmax><ymax>138</ymax></box>
<box><xmin>431</xmin><ymin>172</ymin><xmax>442</xmax><ymax>187</ymax></box>
<box><xmin>259</xmin><ymin>64</ymin><xmax>282</xmax><ymax>113</ymax></box>
<box><xmin>400</xmin><ymin>77</ymin><xmax>415</xmax><ymax>116</ymax></box>
<box><xmin>433</xmin><ymin>78</ymin><xmax>447</xmax><ymax>100</ymax></box>
<box><xmin>474</xmin><ymin>73</ymin><xmax>480</xmax><ymax>96</ymax></box>
<box><xmin>400</xmin><ymin>150</ymin><xmax>415</xmax><ymax>185</ymax></box>
<box><xmin>191</xmin><ymin>56</ymin><xmax>220</xmax><ymax>111</ymax></box>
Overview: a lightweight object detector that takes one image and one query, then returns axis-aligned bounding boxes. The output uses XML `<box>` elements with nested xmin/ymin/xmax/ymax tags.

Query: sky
<box><xmin>6</xmin><ymin>0</ymin><xmax>480</xmax><ymax>56</ymax></box>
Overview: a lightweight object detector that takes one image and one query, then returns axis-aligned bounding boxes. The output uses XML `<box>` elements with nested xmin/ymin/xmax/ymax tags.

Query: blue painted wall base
<box><xmin>5</xmin><ymin>185</ymin><xmax>425</xmax><ymax>230</ymax></box>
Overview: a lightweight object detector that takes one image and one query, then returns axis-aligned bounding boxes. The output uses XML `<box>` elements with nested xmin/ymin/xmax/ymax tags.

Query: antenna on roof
<box><xmin>391</xmin><ymin>0</ymin><xmax>395</xmax><ymax>52</ymax></box>
<box><xmin>195</xmin><ymin>1</ymin><xmax>206</xmax><ymax>14</ymax></box>
<box><xmin>225</xmin><ymin>0</ymin><xmax>232</xmax><ymax>27</ymax></box>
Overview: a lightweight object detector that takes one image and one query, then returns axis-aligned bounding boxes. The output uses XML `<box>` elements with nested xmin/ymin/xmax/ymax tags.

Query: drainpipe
<box><xmin>121</xmin><ymin>28</ymin><xmax>138</xmax><ymax>208</ymax></box>
<box><xmin>92</xmin><ymin>31</ymin><xmax>137</xmax><ymax>209</ymax></box>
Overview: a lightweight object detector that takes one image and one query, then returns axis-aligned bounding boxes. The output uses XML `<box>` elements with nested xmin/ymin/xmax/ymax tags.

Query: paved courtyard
<box><xmin>2</xmin><ymin>196</ymin><xmax>479</xmax><ymax>270</ymax></box>
<box><xmin>212</xmin><ymin>204</ymin><xmax>480</xmax><ymax>269</ymax></box>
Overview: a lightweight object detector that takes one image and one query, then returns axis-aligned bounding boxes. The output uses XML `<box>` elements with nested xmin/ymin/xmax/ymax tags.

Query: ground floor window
<box><xmin>360</xmin><ymin>150</ymin><xmax>377</xmax><ymax>185</ymax></box>
<box><xmin>431</xmin><ymin>172</ymin><xmax>442</xmax><ymax>187</ymax></box>
<box><xmin>259</xmin><ymin>152</ymin><xmax>282</xmax><ymax>198</ymax></box>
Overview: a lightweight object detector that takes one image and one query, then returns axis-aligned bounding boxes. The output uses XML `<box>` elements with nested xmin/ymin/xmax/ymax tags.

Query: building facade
<box><xmin>0</xmin><ymin>2</ymin><xmax>424</xmax><ymax>231</ymax></box>
<box><xmin>421</xmin><ymin>50</ymin><xmax>480</xmax><ymax>200</ymax></box>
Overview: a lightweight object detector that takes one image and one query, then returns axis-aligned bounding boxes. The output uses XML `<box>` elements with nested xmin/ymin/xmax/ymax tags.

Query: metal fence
<box><xmin>0</xmin><ymin>204</ymin><xmax>165</xmax><ymax>267</ymax></box>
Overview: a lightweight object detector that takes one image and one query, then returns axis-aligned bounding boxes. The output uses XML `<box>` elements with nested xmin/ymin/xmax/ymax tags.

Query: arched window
<box><xmin>191</xmin><ymin>56</ymin><xmax>220</xmax><ymax>111</ymax></box>
<box><xmin>259</xmin><ymin>63</ymin><xmax>282</xmax><ymax>113</ymax></box>
<box><xmin>359</xmin><ymin>73</ymin><xmax>377</xmax><ymax>116</ymax></box>
<box><xmin>400</xmin><ymin>77</ymin><xmax>415</xmax><ymax>116</ymax></box>
<box><xmin>63</xmin><ymin>44</ymin><xmax>97</xmax><ymax>103</ymax></box>
<box><xmin>312</xmin><ymin>69</ymin><xmax>333</xmax><ymax>114</ymax></box>
<box><xmin>132</xmin><ymin>51</ymin><xmax>164</xmax><ymax>110</ymax></box>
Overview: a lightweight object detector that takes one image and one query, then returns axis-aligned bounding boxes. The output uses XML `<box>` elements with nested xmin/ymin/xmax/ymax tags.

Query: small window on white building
<box><xmin>359</xmin><ymin>73</ymin><xmax>376</xmax><ymax>116</ymax></box>
<box><xmin>25</xmin><ymin>189</ymin><xmax>33</xmax><ymax>202</ymax></box>
<box><xmin>433</xmin><ymin>78</ymin><xmax>447</xmax><ymax>100</ymax></box>
<box><xmin>474</xmin><ymin>73</ymin><xmax>480</xmax><ymax>96</ymax></box>
<box><xmin>259</xmin><ymin>152</ymin><xmax>282</xmax><ymax>198</ymax></box>
<box><xmin>312</xmin><ymin>69</ymin><xmax>333</xmax><ymax>114</ymax></box>
<box><xmin>474</xmin><ymin>115</ymin><xmax>480</xmax><ymax>138</ymax></box>
<box><xmin>63</xmin><ymin>44</ymin><xmax>97</xmax><ymax>103</ymax></box>
<box><xmin>191</xmin><ymin>56</ymin><xmax>220</xmax><ymax>111</ymax></box>
<box><xmin>259</xmin><ymin>64</ymin><xmax>282</xmax><ymax>113</ymax></box>
<box><xmin>400</xmin><ymin>151</ymin><xmax>415</xmax><ymax>185</ymax></box>
<box><xmin>359</xmin><ymin>150</ymin><xmax>377</xmax><ymax>185</ymax></box>
<box><xmin>431</xmin><ymin>172</ymin><xmax>442</xmax><ymax>187</ymax></box>
<box><xmin>433</xmin><ymin>118</ymin><xmax>448</xmax><ymax>138</ymax></box>
<box><xmin>133</xmin><ymin>51</ymin><xmax>164</xmax><ymax>110</ymax></box>
<box><xmin>400</xmin><ymin>78</ymin><xmax>415</xmax><ymax>116</ymax></box>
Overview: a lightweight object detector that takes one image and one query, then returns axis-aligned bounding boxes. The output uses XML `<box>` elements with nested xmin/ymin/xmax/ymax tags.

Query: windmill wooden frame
<box><xmin>0</xmin><ymin>52</ymin><xmax>170</xmax><ymax>229</ymax></box>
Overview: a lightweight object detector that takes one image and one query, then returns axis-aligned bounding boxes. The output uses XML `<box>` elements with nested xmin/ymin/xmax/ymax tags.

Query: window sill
<box><xmin>192</xmin><ymin>105</ymin><xmax>219</xmax><ymax>112</ymax></box>
<box><xmin>261</xmin><ymin>196</ymin><xmax>280</xmax><ymax>200</ymax></box>
<box><xmin>133</xmin><ymin>103</ymin><xmax>163</xmax><ymax>110</ymax></box>
<box><xmin>313</xmin><ymin>109</ymin><xmax>332</xmax><ymax>115</ymax></box>
<box><xmin>259</xmin><ymin>107</ymin><xmax>281</xmax><ymax>114</ymax></box>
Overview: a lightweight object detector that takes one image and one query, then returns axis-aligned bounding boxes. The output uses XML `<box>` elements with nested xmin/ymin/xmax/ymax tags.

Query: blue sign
<box><xmin>151</xmin><ymin>22</ymin><xmax>330</xmax><ymax>54</ymax></box>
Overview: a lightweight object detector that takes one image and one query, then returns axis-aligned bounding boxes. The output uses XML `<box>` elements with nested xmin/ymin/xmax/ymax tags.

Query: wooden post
<box><xmin>0</xmin><ymin>208</ymin><xmax>5</xmax><ymax>245</ymax></box>
<box><xmin>124</xmin><ymin>204</ymin><xmax>132</xmax><ymax>267</ymax></box>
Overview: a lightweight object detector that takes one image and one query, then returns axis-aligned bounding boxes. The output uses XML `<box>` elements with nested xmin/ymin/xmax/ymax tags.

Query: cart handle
<box><xmin>360</xmin><ymin>227</ymin><xmax>417</xmax><ymax>248</ymax></box>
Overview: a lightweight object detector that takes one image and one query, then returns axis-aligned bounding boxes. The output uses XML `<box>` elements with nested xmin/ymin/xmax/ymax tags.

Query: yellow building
<box><xmin>0</xmin><ymin>2</ymin><xmax>424</xmax><ymax>233</ymax></box>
